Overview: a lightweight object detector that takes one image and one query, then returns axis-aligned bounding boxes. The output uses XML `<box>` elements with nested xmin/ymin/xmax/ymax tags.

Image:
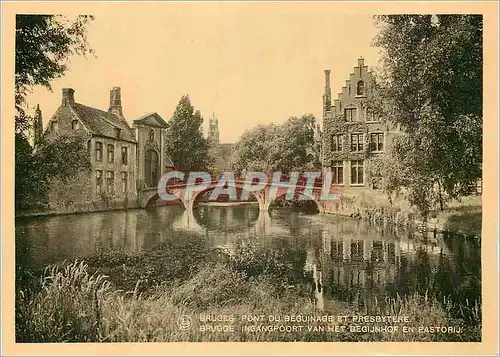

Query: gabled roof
<box><xmin>71</xmin><ymin>103</ymin><xmax>136</xmax><ymax>143</ymax></box>
<box><xmin>133</xmin><ymin>112</ymin><xmax>168</xmax><ymax>128</ymax></box>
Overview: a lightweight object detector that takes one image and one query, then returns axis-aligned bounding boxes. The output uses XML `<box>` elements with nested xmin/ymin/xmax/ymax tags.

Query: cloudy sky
<box><xmin>26</xmin><ymin>3</ymin><xmax>382</xmax><ymax>143</ymax></box>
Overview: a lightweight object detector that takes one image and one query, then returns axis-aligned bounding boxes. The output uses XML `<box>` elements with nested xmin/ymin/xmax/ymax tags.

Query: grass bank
<box><xmin>16</xmin><ymin>235</ymin><xmax>481</xmax><ymax>342</ymax></box>
<box><xmin>328</xmin><ymin>190</ymin><xmax>482</xmax><ymax>237</ymax></box>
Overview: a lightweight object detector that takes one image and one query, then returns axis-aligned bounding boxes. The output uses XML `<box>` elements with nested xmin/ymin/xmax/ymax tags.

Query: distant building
<box><xmin>33</xmin><ymin>104</ymin><xmax>44</xmax><ymax>148</ymax></box>
<box><xmin>207</xmin><ymin>113</ymin><xmax>234</xmax><ymax>171</ymax></box>
<box><xmin>321</xmin><ymin>58</ymin><xmax>399</xmax><ymax>189</ymax></box>
<box><xmin>133</xmin><ymin>112</ymin><xmax>174</xmax><ymax>188</ymax></box>
<box><xmin>43</xmin><ymin>87</ymin><xmax>173</xmax><ymax>212</ymax></box>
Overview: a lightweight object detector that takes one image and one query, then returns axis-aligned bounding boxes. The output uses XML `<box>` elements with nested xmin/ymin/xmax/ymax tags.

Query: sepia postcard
<box><xmin>1</xmin><ymin>1</ymin><xmax>499</xmax><ymax>356</ymax></box>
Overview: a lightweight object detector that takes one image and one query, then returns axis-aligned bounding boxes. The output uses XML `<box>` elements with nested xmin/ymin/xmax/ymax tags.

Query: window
<box><xmin>121</xmin><ymin>146</ymin><xmax>128</xmax><ymax>165</ymax></box>
<box><xmin>96</xmin><ymin>170</ymin><xmax>103</xmax><ymax>193</ymax></box>
<box><xmin>366</xmin><ymin>107</ymin><xmax>377</xmax><ymax>122</ymax></box>
<box><xmin>332</xmin><ymin>240</ymin><xmax>343</xmax><ymax>260</ymax></box>
<box><xmin>106</xmin><ymin>171</ymin><xmax>115</xmax><ymax>193</ymax></box>
<box><xmin>356</xmin><ymin>80</ymin><xmax>365</xmax><ymax>96</ymax></box>
<box><xmin>72</xmin><ymin>120</ymin><xmax>79</xmax><ymax>130</ymax></box>
<box><xmin>149</xmin><ymin>128</ymin><xmax>155</xmax><ymax>141</ymax></box>
<box><xmin>345</xmin><ymin>108</ymin><xmax>357</xmax><ymax>122</ymax></box>
<box><xmin>351</xmin><ymin>160</ymin><xmax>364</xmax><ymax>185</ymax></box>
<box><xmin>50</xmin><ymin>121</ymin><xmax>58</xmax><ymax>133</ymax></box>
<box><xmin>121</xmin><ymin>171</ymin><xmax>128</xmax><ymax>193</ymax></box>
<box><xmin>351</xmin><ymin>134</ymin><xmax>364</xmax><ymax>152</ymax></box>
<box><xmin>351</xmin><ymin>240</ymin><xmax>364</xmax><ymax>261</ymax></box>
<box><xmin>331</xmin><ymin>134</ymin><xmax>343</xmax><ymax>152</ymax></box>
<box><xmin>107</xmin><ymin>144</ymin><xmax>114</xmax><ymax>163</ymax></box>
<box><xmin>370</xmin><ymin>133</ymin><xmax>384</xmax><ymax>152</ymax></box>
<box><xmin>95</xmin><ymin>142</ymin><xmax>103</xmax><ymax>162</ymax></box>
<box><xmin>115</xmin><ymin>128</ymin><xmax>122</xmax><ymax>138</ymax></box>
<box><xmin>331</xmin><ymin>160</ymin><xmax>344</xmax><ymax>184</ymax></box>
<box><xmin>372</xmin><ymin>241</ymin><xmax>384</xmax><ymax>262</ymax></box>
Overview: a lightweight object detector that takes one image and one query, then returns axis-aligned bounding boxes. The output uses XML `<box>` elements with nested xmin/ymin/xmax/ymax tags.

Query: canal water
<box><xmin>15</xmin><ymin>204</ymin><xmax>481</xmax><ymax>314</ymax></box>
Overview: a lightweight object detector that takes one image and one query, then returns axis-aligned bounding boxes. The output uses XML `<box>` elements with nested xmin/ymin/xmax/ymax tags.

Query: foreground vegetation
<box><xmin>16</xmin><ymin>234</ymin><xmax>481</xmax><ymax>342</ymax></box>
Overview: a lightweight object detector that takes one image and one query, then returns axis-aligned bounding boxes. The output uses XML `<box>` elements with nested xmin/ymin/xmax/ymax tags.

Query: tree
<box><xmin>164</xmin><ymin>95</ymin><xmax>212</xmax><ymax>171</ymax></box>
<box><xmin>15</xmin><ymin>15</ymin><xmax>94</xmax><ymax>209</ymax></box>
<box><xmin>271</xmin><ymin>114</ymin><xmax>319</xmax><ymax>172</ymax></box>
<box><xmin>231</xmin><ymin>115</ymin><xmax>319</xmax><ymax>173</ymax></box>
<box><xmin>15</xmin><ymin>15</ymin><xmax>94</xmax><ymax>134</ymax></box>
<box><xmin>17</xmin><ymin>135</ymin><xmax>92</xmax><ymax>210</ymax></box>
<box><xmin>230</xmin><ymin>124</ymin><xmax>279</xmax><ymax>172</ymax></box>
<box><xmin>372</xmin><ymin>15</ymin><xmax>482</xmax><ymax>216</ymax></box>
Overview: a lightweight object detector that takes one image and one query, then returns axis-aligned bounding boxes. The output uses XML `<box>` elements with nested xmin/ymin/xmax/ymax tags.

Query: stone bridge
<box><xmin>137</xmin><ymin>178</ymin><xmax>331</xmax><ymax>213</ymax></box>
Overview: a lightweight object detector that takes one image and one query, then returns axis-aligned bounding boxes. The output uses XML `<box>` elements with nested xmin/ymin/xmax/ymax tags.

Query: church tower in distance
<box><xmin>33</xmin><ymin>104</ymin><xmax>43</xmax><ymax>148</ymax></box>
<box><xmin>208</xmin><ymin>113</ymin><xmax>220</xmax><ymax>146</ymax></box>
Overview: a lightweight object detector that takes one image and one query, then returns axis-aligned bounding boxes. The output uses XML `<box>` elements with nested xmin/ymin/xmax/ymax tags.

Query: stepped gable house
<box><xmin>44</xmin><ymin>87</ymin><xmax>171</xmax><ymax>212</ymax></box>
<box><xmin>321</xmin><ymin>58</ymin><xmax>399</xmax><ymax>189</ymax></box>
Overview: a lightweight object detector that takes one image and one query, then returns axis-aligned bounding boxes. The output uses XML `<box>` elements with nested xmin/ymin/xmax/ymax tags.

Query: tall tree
<box><xmin>15</xmin><ymin>15</ymin><xmax>94</xmax><ymax>209</ymax></box>
<box><xmin>15</xmin><ymin>14</ymin><xmax>94</xmax><ymax>134</ymax></box>
<box><xmin>231</xmin><ymin>115</ymin><xmax>319</xmax><ymax>173</ymax></box>
<box><xmin>271</xmin><ymin>114</ymin><xmax>319</xmax><ymax>172</ymax></box>
<box><xmin>164</xmin><ymin>95</ymin><xmax>212</xmax><ymax>171</ymax></box>
<box><xmin>230</xmin><ymin>124</ymin><xmax>279</xmax><ymax>172</ymax></box>
<box><xmin>372</xmin><ymin>15</ymin><xmax>482</xmax><ymax>216</ymax></box>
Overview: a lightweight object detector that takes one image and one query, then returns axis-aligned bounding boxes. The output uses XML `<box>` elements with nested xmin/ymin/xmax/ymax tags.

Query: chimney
<box><xmin>109</xmin><ymin>87</ymin><xmax>123</xmax><ymax>117</ymax></box>
<box><xmin>62</xmin><ymin>88</ymin><xmax>75</xmax><ymax>107</ymax></box>
<box><xmin>358</xmin><ymin>57</ymin><xmax>364</xmax><ymax>67</ymax></box>
<box><xmin>323</xmin><ymin>70</ymin><xmax>332</xmax><ymax>119</ymax></box>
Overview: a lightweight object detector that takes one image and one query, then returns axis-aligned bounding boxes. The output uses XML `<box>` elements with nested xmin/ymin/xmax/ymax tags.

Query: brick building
<box><xmin>321</xmin><ymin>58</ymin><xmax>399</xmax><ymax>189</ymax></box>
<box><xmin>43</xmin><ymin>87</ymin><xmax>172</xmax><ymax>212</ymax></box>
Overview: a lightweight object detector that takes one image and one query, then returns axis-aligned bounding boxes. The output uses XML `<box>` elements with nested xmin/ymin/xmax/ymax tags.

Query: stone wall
<box><xmin>44</xmin><ymin>170</ymin><xmax>138</xmax><ymax>216</ymax></box>
<box><xmin>88</xmin><ymin>136</ymin><xmax>137</xmax><ymax>201</ymax></box>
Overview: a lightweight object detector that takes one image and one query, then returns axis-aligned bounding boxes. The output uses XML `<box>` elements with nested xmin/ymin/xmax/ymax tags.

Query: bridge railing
<box><xmin>162</xmin><ymin>172</ymin><xmax>328</xmax><ymax>189</ymax></box>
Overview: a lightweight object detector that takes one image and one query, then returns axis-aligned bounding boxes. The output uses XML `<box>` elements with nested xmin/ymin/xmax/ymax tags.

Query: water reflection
<box><xmin>193</xmin><ymin>204</ymin><xmax>260</xmax><ymax>233</ymax></box>
<box><xmin>16</xmin><ymin>205</ymin><xmax>480</xmax><ymax>315</ymax></box>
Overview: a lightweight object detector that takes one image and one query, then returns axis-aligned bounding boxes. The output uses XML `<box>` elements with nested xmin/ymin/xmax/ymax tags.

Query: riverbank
<box><xmin>16</xmin><ymin>191</ymin><xmax>482</xmax><ymax>238</ymax></box>
<box><xmin>15</xmin><ymin>201</ymin><xmax>259</xmax><ymax>219</ymax></box>
<box><xmin>323</xmin><ymin>189</ymin><xmax>482</xmax><ymax>237</ymax></box>
<box><xmin>16</xmin><ymin>234</ymin><xmax>481</xmax><ymax>342</ymax></box>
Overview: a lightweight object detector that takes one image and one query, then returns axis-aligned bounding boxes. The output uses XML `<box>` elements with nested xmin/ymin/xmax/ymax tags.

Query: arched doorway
<box><xmin>145</xmin><ymin>149</ymin><xmax>159</xmax><ymax>187</ymax></box>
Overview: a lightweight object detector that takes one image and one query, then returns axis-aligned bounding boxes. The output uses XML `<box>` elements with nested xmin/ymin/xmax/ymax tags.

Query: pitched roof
<box><xmin>133</xmin><ymin>112</ymin><xmax>168</xmax><ymax>128</ymax></box>
<box><xmin>71</xmin><ymin>103</ymin><xmax>136</xmax><ymax>143</ymax></box>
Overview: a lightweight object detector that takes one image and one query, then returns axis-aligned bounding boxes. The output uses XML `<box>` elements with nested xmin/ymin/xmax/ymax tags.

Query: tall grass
<box><xmin>16</xmin><ymin>259</ymin><xmax>481</xmax><ymax>342</ymax></box>
<box><xmin>16</xmin><ymin>260</ymin><xmax>112</xmax><ymax>342</ymax></box>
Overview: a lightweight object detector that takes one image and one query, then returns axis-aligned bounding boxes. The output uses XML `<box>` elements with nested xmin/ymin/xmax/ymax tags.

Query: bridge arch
<box><xmin>138</xmin><ymin>180</ymin><xmax>325</xmax><ymax>213</ymax></box>
<box><xmin>190</xmin><ymin>183</ymin><xmax>265</xmax><ymax>211</ymax></box>
<box><xmin>271</xmin><ymin>191</ymin><xmax>323</xmax><ymax>213</ymax></box>
<box><xmin>139</xmin><ymin>181</ymin><xmax>267</xmax><ymax>211</ymax></box>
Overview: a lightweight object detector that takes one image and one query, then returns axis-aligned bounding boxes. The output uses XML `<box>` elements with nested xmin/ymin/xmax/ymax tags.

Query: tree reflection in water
<box><xmin>16</xmin><ymin>205</ymin><xmax>480</xmax><ymax>320</ymax></box>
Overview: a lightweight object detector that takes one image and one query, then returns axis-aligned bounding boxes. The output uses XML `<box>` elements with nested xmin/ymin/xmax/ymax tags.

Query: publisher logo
<box><xmin>177</xmin><ymin>315</ymin><xmax>192</xmax><ymax>331</ymax></box>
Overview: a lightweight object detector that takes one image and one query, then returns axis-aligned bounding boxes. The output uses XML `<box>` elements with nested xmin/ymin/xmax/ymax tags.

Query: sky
<box><xmin>26</xmin><ymin>3</ymin><xmax>382</xmax><ymax>143</ymax></box>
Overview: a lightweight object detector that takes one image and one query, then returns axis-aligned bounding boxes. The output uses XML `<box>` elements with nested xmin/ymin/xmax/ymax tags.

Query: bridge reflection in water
<box><xmin>16</xmin><ymin>204</ymin><xmax>480</xmax><ymax>314</ymax></box>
